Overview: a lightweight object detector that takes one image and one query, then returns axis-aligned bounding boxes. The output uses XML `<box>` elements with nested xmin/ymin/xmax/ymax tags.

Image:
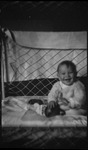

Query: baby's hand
<box><xmin>62</xmin><ymin>98</ymin><xmax>69</xmax><ymax>105</ymax></box>
<box><xmin>59</xmin><ymin>98</ymin><xmax>69</xmax><ymax>106</ymax></box>
<box><xmin>60</xmin><ymin>104</ymin><xmax>70</xmax><ymax>111</ymax></box>
<box><xmin>48</xmin><ymin>101</ymin><xmax>56</xmax><ymax>109</ymax></box>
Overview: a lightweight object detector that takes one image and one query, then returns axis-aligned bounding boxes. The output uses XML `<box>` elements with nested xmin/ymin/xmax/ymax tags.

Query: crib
<box><xmin>1</xmin><ymin>29</ymin><xmax>87</xmax><ymax>148</ymax></box>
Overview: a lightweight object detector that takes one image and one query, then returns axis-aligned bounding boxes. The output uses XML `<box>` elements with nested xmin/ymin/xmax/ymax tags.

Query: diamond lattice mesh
<box><xmin>3</xmin><ymin>36</ymin><xmax>87</xmax><ymax>96</ymax></box>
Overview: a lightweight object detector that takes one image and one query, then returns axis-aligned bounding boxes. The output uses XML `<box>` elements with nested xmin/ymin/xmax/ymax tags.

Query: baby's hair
<box><xmin>57</xmin><ymin>60</ymin><xmax>77</xmax><ymax>75</ymax></box>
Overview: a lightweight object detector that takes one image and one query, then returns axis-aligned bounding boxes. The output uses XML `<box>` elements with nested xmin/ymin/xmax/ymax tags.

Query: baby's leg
<box><xmin>66</xmin><ymin>109</ymin><xmax>86</xmax><ymax>115</ymax></box>
<box><xmin>28</xmin><ymin>103</ymin><xmax>47</xmax><ymax>116</ymax></box>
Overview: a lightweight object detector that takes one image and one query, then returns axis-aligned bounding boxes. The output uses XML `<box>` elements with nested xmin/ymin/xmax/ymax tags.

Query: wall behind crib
<box><xmin>13</xmin><ymin>31</ymin><xmax>87</xmax><ymax>49</ymax></box>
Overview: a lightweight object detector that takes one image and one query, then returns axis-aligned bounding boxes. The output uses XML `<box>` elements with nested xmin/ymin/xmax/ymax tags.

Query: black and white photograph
<box><xmin>0</xmin><ymin>1</ymin><xmax>88</xmax><ymax>149</ymax></box>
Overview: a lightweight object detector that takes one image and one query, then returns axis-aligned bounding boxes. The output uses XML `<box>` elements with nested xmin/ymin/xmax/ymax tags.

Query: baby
<box><xmin>47</xmin><ymin>60</ymin><xmax>86</xmax><ymax>115</ymax></box>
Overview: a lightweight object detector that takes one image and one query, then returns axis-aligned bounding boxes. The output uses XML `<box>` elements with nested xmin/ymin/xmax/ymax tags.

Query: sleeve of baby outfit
<box><xmin>68</xmin><ymin>81</ymin><xmax>86</xmax><ymax>109</ymax></box>
<box><xmin>47</xmin><ymin>82</ymin><xmax>61</xmax><ymax>103</ymax></box>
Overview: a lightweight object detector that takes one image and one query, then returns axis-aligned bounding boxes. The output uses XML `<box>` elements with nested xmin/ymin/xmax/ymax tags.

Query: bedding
<box><xmin>2</xmin><ymin>96</ymin><xmax>87</xmax><ymax>127</ymax></box>
<box><xmin>2</xmin><ymin>96</ymin><xmax>87</xmax><ymax>148</ymax></box>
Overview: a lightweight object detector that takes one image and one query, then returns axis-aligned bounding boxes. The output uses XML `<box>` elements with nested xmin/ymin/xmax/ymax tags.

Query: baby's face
<box><xmin>58</xmin><ymin>64</ymin><xmax>75</xmax><ymax>86</ymax></box>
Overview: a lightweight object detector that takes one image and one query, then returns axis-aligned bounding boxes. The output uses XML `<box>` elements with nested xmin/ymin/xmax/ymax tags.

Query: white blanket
<box><xmin>2</xmin><ymin>96</ymin><xmax>87</xmax><ymax>127</ymax></box>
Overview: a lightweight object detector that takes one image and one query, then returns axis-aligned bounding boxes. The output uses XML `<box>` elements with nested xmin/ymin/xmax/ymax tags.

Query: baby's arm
<box><xmin>48</xmin><ymin>82</ymin><xmax>61</xmax><ymax>109</ymax></box>
<box><xmin>48</xmin><ymin>82</ymin><xmax>61</xmax><ymax>103</ymax></box>
<box><xmin>68</xmin><ymin>82</ymin><xmax>86</xmax><ymax>109</ymax></box>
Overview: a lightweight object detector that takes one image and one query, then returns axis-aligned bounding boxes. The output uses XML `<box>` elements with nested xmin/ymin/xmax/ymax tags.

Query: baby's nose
<box><xmin>65</xmin><ymin>73</ymin><xmax>70</xmax><ymax>78</ymax></box>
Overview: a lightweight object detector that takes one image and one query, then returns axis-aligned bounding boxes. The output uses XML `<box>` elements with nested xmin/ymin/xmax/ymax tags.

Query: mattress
<box><xmin>2</xmin><ymin>96</ymin><xmax>87</xmax><ymax>127</ymax></box>
<box><xmin>2</xmin><ymin>96</ymin><xmax>87</xmax><ymax>148</ymax></box>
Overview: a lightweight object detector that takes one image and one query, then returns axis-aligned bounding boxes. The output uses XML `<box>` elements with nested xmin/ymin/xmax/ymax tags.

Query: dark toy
<box><xmin>45</xmin><ymin>102</ymin><xmax>65</xmax><ymax>117</ymax></box>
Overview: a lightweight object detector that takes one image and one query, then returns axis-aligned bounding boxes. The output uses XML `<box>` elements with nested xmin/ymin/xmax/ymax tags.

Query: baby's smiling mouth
<box><xmin>64</xmin><ymin>78</ymin><xmax>71</xmax><ymax>81</ymax></box>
